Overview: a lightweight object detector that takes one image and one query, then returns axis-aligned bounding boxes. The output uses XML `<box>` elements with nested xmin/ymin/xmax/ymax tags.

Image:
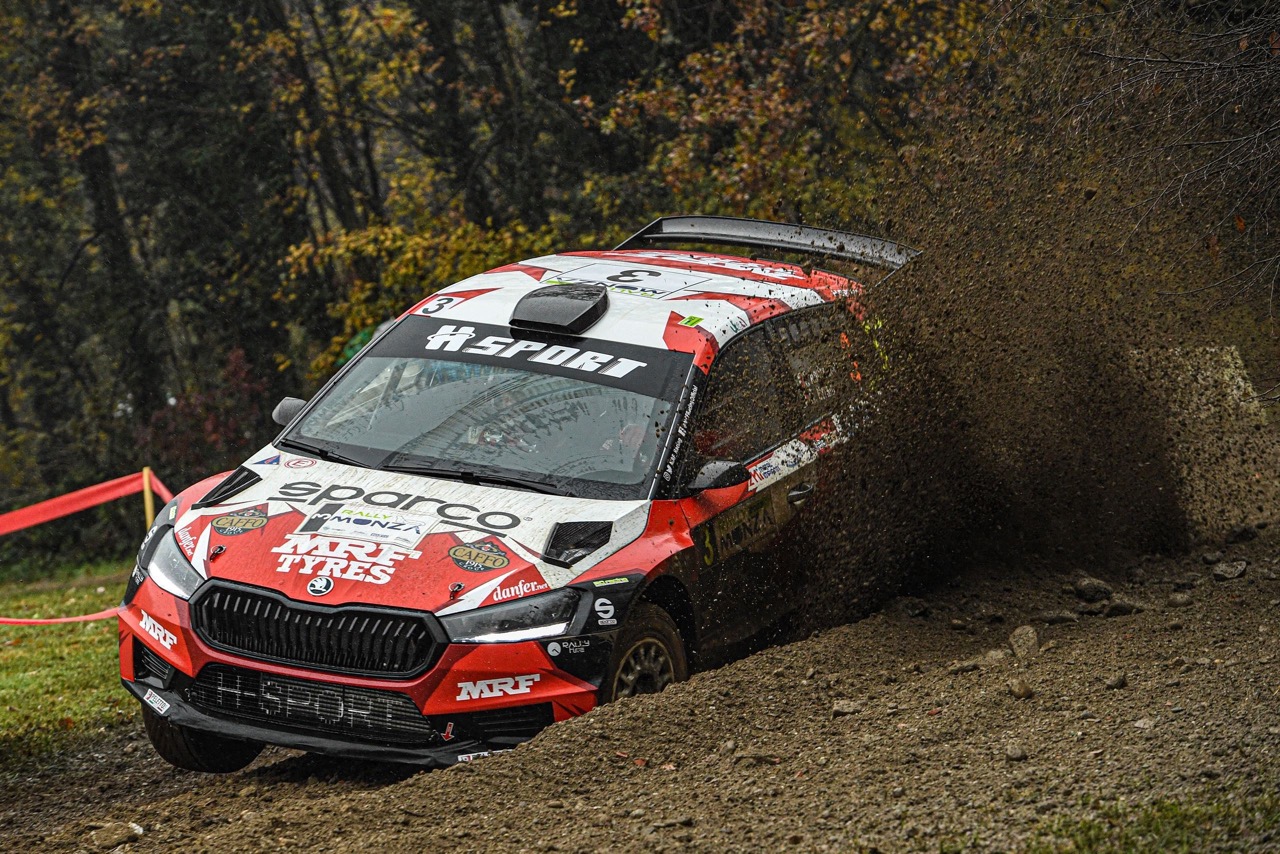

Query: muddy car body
<box><xmin>119</xmin><ymin>216</ymin><xmax>917</xmax><ymax>771</ymax></box>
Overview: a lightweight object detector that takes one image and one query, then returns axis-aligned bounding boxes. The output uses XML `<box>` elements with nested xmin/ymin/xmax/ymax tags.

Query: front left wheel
<box><xmin>601</xmin><ymin>603</ymin><xmax>689</xmax><ymax>703</ymax></box>
<box><xmin>142</xmin><ymin>706</ymin><xmax>264</xmax><ymax>773</ymax></box>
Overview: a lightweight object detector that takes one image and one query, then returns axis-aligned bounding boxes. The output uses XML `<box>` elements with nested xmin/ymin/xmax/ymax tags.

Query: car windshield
<box><xmin>284</xmin><ymin>317</ymin><xmax>693</xmax><ymax>500</ymax></box>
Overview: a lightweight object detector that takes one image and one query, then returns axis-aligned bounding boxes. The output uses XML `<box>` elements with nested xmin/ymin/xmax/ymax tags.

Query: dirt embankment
<box><xmin>1</xmin><ymin>533</ymin><xmax>1277</xmax><ymax>851</ymax></box>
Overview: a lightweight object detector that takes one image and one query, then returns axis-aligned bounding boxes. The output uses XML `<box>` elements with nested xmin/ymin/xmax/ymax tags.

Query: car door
<box><xmin>766</xmin><ymin>301</ymin><xmax>885</xmax><ymax>623</ymax></box>
<box><xmin>679</xmin><ymin>324</ymin><xmax>815</xmax><ymax>652</ymax></box>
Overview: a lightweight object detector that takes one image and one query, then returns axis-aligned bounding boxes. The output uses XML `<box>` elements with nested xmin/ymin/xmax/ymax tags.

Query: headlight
<box><xmin>125</xmin><ymin>500</ymin><xmax>180</xmax><ymax>604</ymax></box>
<box><xmin>439</xmin><ymin>588</ymin><xmax>581</xmax><ymax>643</ymax></box>
<box><xmin>126</xmin><ymin>518</ymin><xmax>204</xmax><ymax>602</ymax></box>
<box><xmin>145</xmin><ymin>532</ymin><xmax>205</xmax><ymax>599</ymax></box>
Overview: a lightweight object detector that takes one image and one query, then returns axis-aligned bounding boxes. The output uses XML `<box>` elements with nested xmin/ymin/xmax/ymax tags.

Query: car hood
<box><xmin>171</xmin><ymin>446</ymin><xmax>649</xmax><ymax>614</ymax></box>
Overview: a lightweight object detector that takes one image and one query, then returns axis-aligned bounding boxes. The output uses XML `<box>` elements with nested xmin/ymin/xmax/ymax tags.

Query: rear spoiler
<box><xmin>615</xmin><ymin>215</ymin><xmax>920</xmax><ymax>272</ymax></box>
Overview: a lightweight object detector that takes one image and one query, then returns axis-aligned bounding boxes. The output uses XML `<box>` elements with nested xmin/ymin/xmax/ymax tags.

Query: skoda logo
<box><xmin>307</xmin><ymin>576</ymin><xmax>334</xmax><ymax>597</ymax></box>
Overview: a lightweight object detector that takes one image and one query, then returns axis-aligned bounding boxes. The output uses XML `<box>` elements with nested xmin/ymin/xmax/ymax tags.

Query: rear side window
<box><xmin>766</xmin><ymin>304</ymin><xmax>870</xmax><ymax>426</ymax></box>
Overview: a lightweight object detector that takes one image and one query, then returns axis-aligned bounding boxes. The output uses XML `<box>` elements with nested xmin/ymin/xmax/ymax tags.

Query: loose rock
<box><xmin>1202</xmin><ymin>551</ymin><xmax>1224</xmax><ymax>565</ymax></box>
<box><xmin>1073</xmin><ymin>576</ymin><xmax>1113</xmax><ymax>603</ymax></box>
<box><xmin>89</xmin><ymin>822</ymin><xmax>142</xmax><ymax>850</ymax></box>
<box><xmin>1103</xmin><ymin>599</ymin><xmax>1141</xmax><ymax>618</ymax></box>
<box><xmin>1033</xmin><ymin>610</ymin><xmax>1079</xmax><ymax>625</ymax></box>
<box><xmin>1007</xmin><ymin>678</ymin><xmax>1035</xmax><ymax>699</ymax></box>
<box><xmin>1008</xmin><ymin>625</ymin><xmax>1039</xmax><ymax>660</ymax></box>
<box><xmin>1212</xmin><ymin>561</ymin><xmax>1247</xmax><ymax>582</ymax></box>
<box><xmin>1005</xmin><ymin>743</ymin><xmax>1028</xmax><ymax>762</ymax></box>
<box><xmin>1167</xmin><ymin>592</ymin><xmax>1193</xmax><ymax>608</ymax></box>
<box><xmin>831</xmin><ymin>701</ymin><xmax>858</xmax><ymax>718</ymax></box>
<box><xmin>1104</xmin><ymin>674</ymin><xmax>1127</xmax><ymax>690</ymax></box>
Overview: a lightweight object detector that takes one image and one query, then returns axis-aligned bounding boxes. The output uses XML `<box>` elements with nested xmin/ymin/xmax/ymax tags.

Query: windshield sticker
<box><xmin>372</xmin><ymin>318</ymin><xmax>691</xmax><ymax>403</ymax></box>
<box><xmin>661</xmin><ymin>383</ymin><xmax>699</xmax><ymax>484</ymax></box>
<box><xmin>297</xmin><ymin>502</ymin><xmax>432</xmax><ymax>549</ymax></box>
<box><xmin>424</xmin><ymin>324</ymin><xmax>647</xmax><ymax>379</ymax></box>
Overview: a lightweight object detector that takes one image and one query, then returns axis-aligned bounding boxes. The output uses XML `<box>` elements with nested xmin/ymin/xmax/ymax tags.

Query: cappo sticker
<box><xmin>210</xmin><ymin>506</ymin><xmax>268</xmax><ymax>536</ymax></box>
<box><xmin>448</xmin><ymin>541</ymin><xmax>510</xmax><ymax>572</ymax></box>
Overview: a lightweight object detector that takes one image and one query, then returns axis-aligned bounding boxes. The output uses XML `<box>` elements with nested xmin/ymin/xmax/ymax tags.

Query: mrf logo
<box><xmin>139</xmin><ymin>610</ymin><xmax>177</xmax><ymax>650</ymax></box>
<box><xmin>456</xmin><ymin>674</ymin><xmax>540</xmax><ymax>702</ymax></box>
<box><xmin>272</xmin><ymin>535</ymin><xmax>421</xmax><ymax>585</ymax></box>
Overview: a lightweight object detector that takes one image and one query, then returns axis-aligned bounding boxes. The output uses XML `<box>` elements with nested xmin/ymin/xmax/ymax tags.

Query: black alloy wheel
<box><xmin>602</xmin><ymin>603</ymin><xmax>689</xmax><ymax>702</ymax></box>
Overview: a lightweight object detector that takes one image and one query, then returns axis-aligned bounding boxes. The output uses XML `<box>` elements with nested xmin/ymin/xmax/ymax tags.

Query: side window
<box><xmin>693</xmin><ymin>329</ymin><xmax>799</xmax><ymax>463</ymax></box>
<box><xmin>768</xmin><ymin>304</ymin><xmax>870</xmax><ymax>426</ymax></box>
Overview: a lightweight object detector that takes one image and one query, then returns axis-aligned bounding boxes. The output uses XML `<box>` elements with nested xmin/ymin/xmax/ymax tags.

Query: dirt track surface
<box><xmin>2</xmin><ymin>536</ymin><xmax>1278</xmax><ymax>851</ymax></box>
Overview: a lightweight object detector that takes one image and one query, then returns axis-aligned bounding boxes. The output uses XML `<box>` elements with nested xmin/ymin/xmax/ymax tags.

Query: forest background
<box><xmin>0</xmin><ymin>0</ymin><xmax>1277</xmax><ymax>570</ymax></box>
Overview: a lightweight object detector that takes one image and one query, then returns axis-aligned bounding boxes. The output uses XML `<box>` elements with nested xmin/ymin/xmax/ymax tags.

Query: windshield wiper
<box><xmin>277</xmin><ymin>438</ymin><xmax>371</xmax><ymax>469</ymax></box>
<box><xmin>381</xmin><ymin>462</ymin><xmax>568</xmax><ymax>496</ymax></box>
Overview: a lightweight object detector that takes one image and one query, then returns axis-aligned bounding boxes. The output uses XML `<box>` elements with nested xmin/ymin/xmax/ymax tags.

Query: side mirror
<box><xmin>686</xmin><ymin>459</ymin><xmax>749</xmax><ymax>492</ymax></box>
<box><xmin>272</xmin><ymin>396</ymin><xmax>307</xmax><ymax>427</ymax></box>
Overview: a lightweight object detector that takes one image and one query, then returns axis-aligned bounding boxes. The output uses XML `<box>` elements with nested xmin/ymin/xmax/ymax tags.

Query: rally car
<box><xmin>119</xmin><ymin>215</ymin><xmax>918</xmax><ymax>772</ymax></box>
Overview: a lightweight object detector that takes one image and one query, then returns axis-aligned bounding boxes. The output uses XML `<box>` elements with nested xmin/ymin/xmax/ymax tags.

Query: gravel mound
<box><xmin>4</xmin><ymin>535</ymin><xmax>1277</xmax><ymax>851</ymax></box>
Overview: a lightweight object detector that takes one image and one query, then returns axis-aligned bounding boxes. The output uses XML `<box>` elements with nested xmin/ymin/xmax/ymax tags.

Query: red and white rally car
<box><xmin>120</xmin><ymin>216</ymin><xmax>917</xmax><ymax>771</ymax></box>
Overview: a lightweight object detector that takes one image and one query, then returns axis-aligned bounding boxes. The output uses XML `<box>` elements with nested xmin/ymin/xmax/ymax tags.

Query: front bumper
<box><xmin>119</xmin><ymin>578</ymin><xmax>612</xmax><ymax>766</ymax></box>
<box><xmin>122</xmin><ymin>678</ymin><xmax>509</xmax><ymax>765</ymax></box>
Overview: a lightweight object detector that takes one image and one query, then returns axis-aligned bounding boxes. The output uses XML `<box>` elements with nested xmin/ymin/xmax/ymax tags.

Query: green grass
<box><xmin>1032</xmin><ymin>794</ymin><xmax>1280</xmax><ymax>852</ymax></box>
<box><xmin>0</xmin><ymin>561</ymin><xmax>136</xmax><ymax>770</ymax></box>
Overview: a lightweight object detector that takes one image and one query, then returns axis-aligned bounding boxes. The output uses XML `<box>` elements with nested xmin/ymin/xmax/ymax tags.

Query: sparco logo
<box><xmin>139</xmin><ymin>610</ymin><xmax>176</xmax><ymax>649</ymax></box>
<box><xmin>456</xmin><ymin>674</ymin><xmax>541</xmax><ymax>701</ymax></box>
<box><xmin>272</xmin><ymin>481</ymin><xmax>520</xmax><ymax>533</ymax></box>
<box><xmin>424</xmin><ymin>323</ymin><xmax>647</xmax><ymax>378</ymax></box>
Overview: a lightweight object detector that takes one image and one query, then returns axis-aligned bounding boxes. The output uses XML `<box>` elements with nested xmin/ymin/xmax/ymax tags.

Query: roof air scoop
<box><xmin>510</xmin><ymin>284</ymin><xmax>609</xmax><ymax>335</ymax></box>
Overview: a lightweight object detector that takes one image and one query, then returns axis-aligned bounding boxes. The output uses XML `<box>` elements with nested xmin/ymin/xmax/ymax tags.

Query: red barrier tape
<box><xmin>0</xmin><ymin>607</ymin><xmax>119</xmax><ymax>626</ymax></box>
<box><xmin>0</xmin><ymin>471</ymin><xmax>173</xmax><ymax>537</ymax></box>
<box><xmin>0</xmin><ymin>469</ymin><xmax>174</xmax><ymax>626</ymax></box>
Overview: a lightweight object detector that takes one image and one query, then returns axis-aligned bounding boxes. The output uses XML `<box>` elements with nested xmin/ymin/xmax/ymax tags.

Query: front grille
<box><xmin>190</xmin><ymin>581</ymin><xmax>443</xmax><ymax>677</ymax></box>
<box><xmin>187</xmin><ymin>664</ymin><xmax>441</xmax><ymax>747</ymax></box>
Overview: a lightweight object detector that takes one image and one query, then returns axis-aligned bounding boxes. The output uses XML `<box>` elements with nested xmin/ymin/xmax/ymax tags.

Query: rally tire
<box><xmin>142</xmin><ymin>706</ymin><xmax>264</xmax><ymax>773</ymax></box>
<box><xmin>601</xmin><ymin>603</ymin><xmax>689</xmax><ymax>703</ymax></box>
